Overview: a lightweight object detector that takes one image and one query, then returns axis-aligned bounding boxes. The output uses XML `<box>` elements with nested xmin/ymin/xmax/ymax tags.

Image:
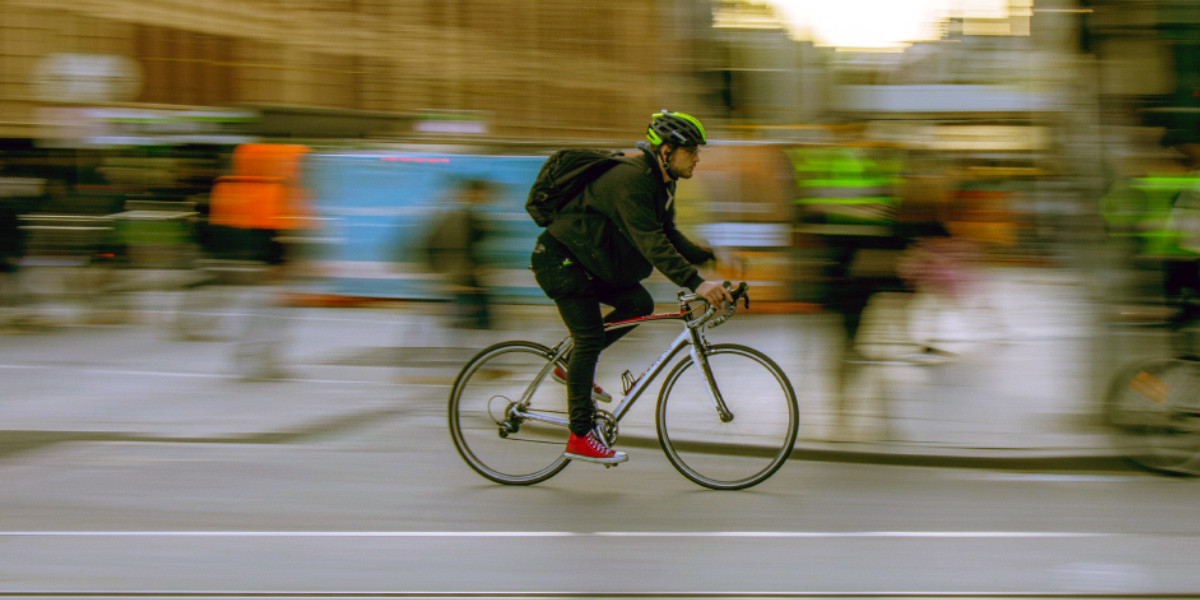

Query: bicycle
<box><xmin>1104</xmin><ymin>312</ymin><xmax>1200</xmax><ymax>475</ymax></box>
<box><xmin>447</xmin><ymin>281</ymin><xmax>799</xmax><ymax>490</ymax></box>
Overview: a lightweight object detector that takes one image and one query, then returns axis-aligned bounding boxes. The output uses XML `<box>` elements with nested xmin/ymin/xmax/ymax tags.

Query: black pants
<box><xmin>452</xmin><ymin>272</ymin><xmax>491</xmax><ymax>330</ymax></box>
<box><xmin>531</xmin><ymin>232</ymin><xmax>653</xmax><ymax>436</ymax></box>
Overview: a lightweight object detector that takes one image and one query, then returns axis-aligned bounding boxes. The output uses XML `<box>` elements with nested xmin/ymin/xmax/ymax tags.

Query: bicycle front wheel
<box><xmin>448</xmin><ymin>341</ymin><xmax>572</xmax><ymax>485</ymax></box>
<box><xmin>1105</xmin><ymin>358</ymin><xmax>1200</xmax><ymax>475</ymax></box>
<box><xmin>656</xmin><ymin>343</ymin><xmax>799</xmax><ymax>490</ymax></box>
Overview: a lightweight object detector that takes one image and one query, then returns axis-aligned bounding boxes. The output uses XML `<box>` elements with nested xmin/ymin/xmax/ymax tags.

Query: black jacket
<box><xmin>546</xmin><ymin>146</ymin><xmax>713</xmax><ymax>290</ymax></box>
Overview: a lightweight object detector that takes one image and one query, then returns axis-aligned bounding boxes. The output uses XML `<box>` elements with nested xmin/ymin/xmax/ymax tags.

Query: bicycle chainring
<box><xmin>594</xmin><ymin>409</ymin><xmax>618</xmax><ymax>444</ymax></box>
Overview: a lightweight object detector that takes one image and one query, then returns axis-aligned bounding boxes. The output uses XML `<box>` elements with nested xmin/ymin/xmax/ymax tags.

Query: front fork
<box><xmin>688</xmin><ymin>329</ymin><xmax>734</xmax><ymax>423</ymax></box>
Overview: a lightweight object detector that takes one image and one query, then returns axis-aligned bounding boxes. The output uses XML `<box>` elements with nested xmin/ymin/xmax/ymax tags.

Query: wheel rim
<box><xmin>657</xmin><ymin>345</ymin><xmax>798</xmax><ymax>489</ymax></box>
<box><xmin>449</xmin><ymin>342</ymin><xmax>571</xmax><ymax>484</ymax></box>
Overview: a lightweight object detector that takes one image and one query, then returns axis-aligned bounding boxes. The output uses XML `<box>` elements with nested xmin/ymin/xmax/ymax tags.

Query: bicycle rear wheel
<box><xmin>656</xmin><ymin>344</ymin><xmax>799</xmax><ymax>490</ymax></box>
<box><xmin>1105</xmin><ymin>358</ymin><xmax>1200</xmax><ymax>475</ymax></box>
<box><xmin>448</xmin><ymin>341</ymin><xmax>572</xmax><ymax>485</ymax></box>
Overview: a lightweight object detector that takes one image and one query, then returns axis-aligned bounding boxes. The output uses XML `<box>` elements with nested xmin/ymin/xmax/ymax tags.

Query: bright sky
<box><xmin>765</xmin><ymin>0</ymin><xmax>1021</xmax><ymax>50</ymax></box>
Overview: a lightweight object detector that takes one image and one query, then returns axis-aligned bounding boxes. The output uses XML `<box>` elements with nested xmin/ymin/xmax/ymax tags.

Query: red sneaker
<box><xmin>551</xmin><ymin>365</ymin><xmax>612</xmax><ymax>403</ymax></box>
<box><xmin>564</xmin><ymin>431</ymin><xmax>628</xmax><ymax>464</ymax></box>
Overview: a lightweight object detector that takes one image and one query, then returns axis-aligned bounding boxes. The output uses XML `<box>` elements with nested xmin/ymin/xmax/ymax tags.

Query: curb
<box><xmin>787</xmin><ymin>445</ymin><xmax>1135</xmax><ymax>472</ymax></box>
<box><xmin>611</xmin><ymin>433</ymin><xmax>1136</xmax><ymax>473</ymax></box>
<box><xmin>0</xmin><ymin>415</ymin><xmax>1135</xmax><ymax>474</ymax></box>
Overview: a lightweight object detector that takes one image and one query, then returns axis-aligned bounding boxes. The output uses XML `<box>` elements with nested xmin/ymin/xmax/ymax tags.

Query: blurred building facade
<box><xmin>0</xmin><ymin>0</ymin><xmax>717</xmax><ymax>143</ymax></box>
<box><xmin>1</xmin><ymin>0</ymin><xmax>1199</xmax><ymax>311</ymax></box>
<box><xmin>707</xmin><ymin>1</ymin><xmax>832</xmax><ymax>128</ymax></box>
<box><xmin>1085</xmin><ymin>0</ymin><xmax>1200</xmax><ymax>134</ymax></box>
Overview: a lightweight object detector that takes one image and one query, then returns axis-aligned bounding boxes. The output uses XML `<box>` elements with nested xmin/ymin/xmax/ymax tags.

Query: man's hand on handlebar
<box><xmin>696</xmin><ymin>280</ymin><xmax>734</xmax><ymax>309</ymax></box>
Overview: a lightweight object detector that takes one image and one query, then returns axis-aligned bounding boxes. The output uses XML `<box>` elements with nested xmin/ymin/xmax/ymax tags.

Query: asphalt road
<box><xmin>3</xmin><ymin>389</ymin><xmax>1199</xmax><ymax>596</ymax></box>
<box><xmin>0</xmin><ymin>276</ymin><xmax>1190</xmax><ymax>597</ymax></box>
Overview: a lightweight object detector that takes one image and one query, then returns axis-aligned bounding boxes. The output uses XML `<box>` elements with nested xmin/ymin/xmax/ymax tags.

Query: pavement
<box><xmin>0</xmin><ymin>261</ymin><xmax>1154</xmax><ymax>472</ymax></box>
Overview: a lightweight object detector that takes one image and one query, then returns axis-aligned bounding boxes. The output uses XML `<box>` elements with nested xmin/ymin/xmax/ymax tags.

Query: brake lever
<box><xmin>726</xmin><ymin>281</ymin><xmax>750</xmax><ymax>310</ymax></box>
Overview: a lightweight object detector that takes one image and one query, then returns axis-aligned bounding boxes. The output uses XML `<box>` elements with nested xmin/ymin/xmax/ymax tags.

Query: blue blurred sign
<box><xmin>303</xmin><ymin>152</ymin><xmax>546</xmax><ymax>301</ymax></box>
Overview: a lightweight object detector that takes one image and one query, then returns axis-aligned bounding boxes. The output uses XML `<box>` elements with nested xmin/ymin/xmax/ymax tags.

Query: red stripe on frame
<box><xmin>607</xmin><ymin>312</ymin><xmax>685</xmax><ymax>327</ymax></box>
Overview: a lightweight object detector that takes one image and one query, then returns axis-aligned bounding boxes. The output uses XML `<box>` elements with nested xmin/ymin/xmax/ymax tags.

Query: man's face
<box><xmin>665</xmin><ymin>145</ymin><xmax>701</xmax><ymax>179</ymax></box>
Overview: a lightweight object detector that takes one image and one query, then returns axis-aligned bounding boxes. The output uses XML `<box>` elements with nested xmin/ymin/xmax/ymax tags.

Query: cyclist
<box><xmin>529</xmin><ymin>110</ymin><xmax>732</xmax><ymax>465</ymax></box>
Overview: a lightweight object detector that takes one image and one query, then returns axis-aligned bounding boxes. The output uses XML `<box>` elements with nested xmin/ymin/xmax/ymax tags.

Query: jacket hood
<box><xmin>634</xmin><ymin>141</ymin><xmax>673</xmax><ymax>189</ymax></box>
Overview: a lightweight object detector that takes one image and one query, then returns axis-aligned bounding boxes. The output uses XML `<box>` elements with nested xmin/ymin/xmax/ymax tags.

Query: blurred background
<box><xmin>0</xmin><ymin>0</ymin><xmax>1194</xmax><ymax>308</ymax></box>
<box><xmin>6</xmin><ymin>1</ymin><xmax>1200</xmax><ymax>594</ymax></box>
<box><xmin>2</xmin><ymin>0</ymin><xmax>1200</xmax><ymax>442</ymax></box>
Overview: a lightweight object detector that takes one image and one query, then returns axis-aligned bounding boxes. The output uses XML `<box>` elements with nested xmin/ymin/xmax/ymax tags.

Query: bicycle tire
<box><xmin>656</xmin><ymin>343</ymin><xmax>799</xmax><ymax>490</ymax></box>
<box><xmin>1105</xmin><ymin>357</ymin><xmax>1200</xmax><ymax>475</ymax></box>
<box><xmin>448</xmin><ymin>340</ymin><xmax>572</xmax><ymax>485</ymax></box>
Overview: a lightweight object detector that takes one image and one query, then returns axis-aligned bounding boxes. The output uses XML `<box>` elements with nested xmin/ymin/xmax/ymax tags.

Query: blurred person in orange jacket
<box><xmin>208</xmin><ymin>144</ymin><xmax>313</xmax><ymax>380</ymax></box>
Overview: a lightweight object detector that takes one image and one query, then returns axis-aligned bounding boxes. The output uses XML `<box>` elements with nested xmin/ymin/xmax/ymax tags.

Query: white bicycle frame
<box><xmin>506</xmin><ymin>287</ymin><xmax>745</xmax><ymax>439</ymax></box>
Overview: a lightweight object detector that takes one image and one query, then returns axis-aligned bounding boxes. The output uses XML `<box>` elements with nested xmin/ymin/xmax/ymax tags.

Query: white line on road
<box><xmin>0</xmin><ymin>531</ymin><xmax>1118</xmax><ymax>538</ymax></box>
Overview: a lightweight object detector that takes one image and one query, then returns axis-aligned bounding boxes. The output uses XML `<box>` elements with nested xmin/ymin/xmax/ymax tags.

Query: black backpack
<box><xmin>525</xmin><ymin>149</ymin><xmax>628</xmax><ymax>227</ymax></box>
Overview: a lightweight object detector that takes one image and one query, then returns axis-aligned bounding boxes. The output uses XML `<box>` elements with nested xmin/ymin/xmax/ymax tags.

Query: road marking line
<box><xmin>0</xmin><ymin>593</ymin><xmax>1176</xmax><ymax>600</ymax></box>
<box><xmin>0</xmin><ymin>531</ymin><xmax>1116</xmax><ymax>538</ymax></box>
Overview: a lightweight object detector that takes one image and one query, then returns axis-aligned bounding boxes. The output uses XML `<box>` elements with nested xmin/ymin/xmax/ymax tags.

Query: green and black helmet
<box><xmin>647</xmin><ymin>110</ymin><xmax>706</xmax><ymax>148</ymax></box>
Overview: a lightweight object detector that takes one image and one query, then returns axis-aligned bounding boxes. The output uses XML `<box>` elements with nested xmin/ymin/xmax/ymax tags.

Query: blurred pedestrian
<box><xmin>1160</xmin><ymin>129</ymin><xmax>1200</xmax><ymax>329</ymax></box>
<box><xmin>823</xmin><ymin>224</ymin><xmax>914</xmax><ymax>440</ymax></box>
<box><xmin>425</xmin><ymin>178</ymin><xmax>496</xmax><ymax>331</ymax></box>
<box><xmin>0</xmin><ymin>193</ymin><xmax>28</xmax><ymax>330</ymax></box>
<box><xmin>897</xmin><ymin>218</ymin><xmax>1010</xmax><ymax>354</ymax></box>
<box><xmin>821</xmin><ymin>167</ymin><xmax>960</xmax><ymax>440</ymax></box>
<box><xmin>207</xmin><ymin>143</ymin><xmax>313</xmax><ymax>380</ymax></box>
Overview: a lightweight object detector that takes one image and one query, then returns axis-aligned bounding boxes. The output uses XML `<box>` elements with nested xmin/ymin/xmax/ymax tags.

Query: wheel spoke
<box><xmin>656</xmin><ymin>344</ymin><xmax>798</xmax><ymax>490</ymax></box>
<box><xmin>448</xmin><ymin>342</ymin><xmax>571</xmax><ymax>484</ymax></box>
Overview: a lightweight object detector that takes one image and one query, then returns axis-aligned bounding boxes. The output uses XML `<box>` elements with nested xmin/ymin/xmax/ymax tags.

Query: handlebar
<box><xmin>678</xmin><ymin>281</ymin><xmax>750</xmax><ymax>329</ymax></box>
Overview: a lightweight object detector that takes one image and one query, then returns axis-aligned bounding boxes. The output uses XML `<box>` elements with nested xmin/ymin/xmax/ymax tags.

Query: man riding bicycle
<box><xmin>529</xmin><ymin>110</ymin><xmax>732</xmax><ymax>465</ymax></box>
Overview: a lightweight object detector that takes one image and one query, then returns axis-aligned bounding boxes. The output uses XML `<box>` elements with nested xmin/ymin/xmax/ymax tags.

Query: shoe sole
<box><xmin>564</xmin><ymin>452</ymin><xmax>628</xmax><ymax>464</ymax></box>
